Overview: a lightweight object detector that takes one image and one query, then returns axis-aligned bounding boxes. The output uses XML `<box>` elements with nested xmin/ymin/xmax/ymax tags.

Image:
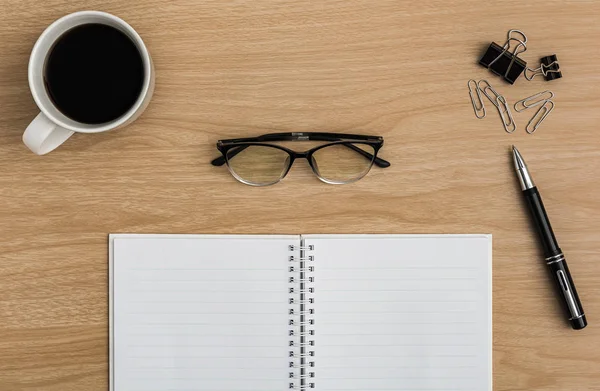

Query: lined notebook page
<box><xmin>109</xmin><ymin>235</ymin><xmax>299</xmax><ymax>391</ymax></box>
<box><xmin>305</xmin><ymin>235</ymin><xmax>491</xmax><ymax>391</ymax></box>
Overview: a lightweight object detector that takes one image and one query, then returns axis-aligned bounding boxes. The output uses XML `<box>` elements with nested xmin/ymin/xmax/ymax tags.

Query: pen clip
<box><xmin>556</xmin><ymin>269</ymin><xmax>583</xmax><ymax>321</ymax></box>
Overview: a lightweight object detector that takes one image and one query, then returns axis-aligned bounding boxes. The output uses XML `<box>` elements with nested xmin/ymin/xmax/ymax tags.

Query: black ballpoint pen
<box><xmin>512</xmin><ymin>146</ymin><xmax>587</xmax><ymax>330</ymax></box>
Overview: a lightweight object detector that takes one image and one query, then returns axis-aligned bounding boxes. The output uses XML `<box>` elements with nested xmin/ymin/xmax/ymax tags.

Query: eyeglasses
<box><xmin>211</xmin><ymin>132</ymin><xmax>390</xmax><ymax>186</ymax></box>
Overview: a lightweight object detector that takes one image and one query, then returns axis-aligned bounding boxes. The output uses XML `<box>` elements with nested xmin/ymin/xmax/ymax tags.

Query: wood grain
<box><xmin>1</xmin><ymin>0</ymin><xmax>600</xmax><ymax>390</ymax></box>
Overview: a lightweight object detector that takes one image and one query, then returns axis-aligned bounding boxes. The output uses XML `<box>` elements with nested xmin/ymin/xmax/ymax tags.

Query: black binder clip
<box><xmin>479</xmin><ymin>29</ymin><xmax>528</xmax><ymax>85</ymax></box>
<box><xmin>525</xmin><ymin>54</ymin><xmax>562</xmax><ymax>81</ymax></box>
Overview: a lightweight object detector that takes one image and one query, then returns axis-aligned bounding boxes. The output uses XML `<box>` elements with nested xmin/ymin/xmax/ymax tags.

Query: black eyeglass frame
<box><xmin>211</xmin><ymin>132</ymin><xmax>390</xmax><ymax>186</ymax></box>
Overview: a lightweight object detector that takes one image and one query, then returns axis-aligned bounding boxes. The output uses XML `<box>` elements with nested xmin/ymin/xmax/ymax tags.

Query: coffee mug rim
<box><xmin>28</xmin><ymin>10</ymin><xmax>152</xmax><ymax>134</ymax></box>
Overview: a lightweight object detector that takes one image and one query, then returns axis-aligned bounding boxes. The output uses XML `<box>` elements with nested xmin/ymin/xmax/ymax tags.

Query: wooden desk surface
<box><xmin>1</xmin><ymin>1</ymin><xmax>600</xmax><ymax>390</ymax></box>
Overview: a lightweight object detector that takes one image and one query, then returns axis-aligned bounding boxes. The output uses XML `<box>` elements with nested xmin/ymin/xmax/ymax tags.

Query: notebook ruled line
<box><xmin>317</xmin><ymin>267</ymin><xmax>478</xmax><ymax>270</ymax></box>
<box><xmin>317</xmin><ymin>354</ymin><xmax>479</xmax><ymax>358</ymax></box>
<box><xmin>128</xmin><ymin>268</ymin><xmax>284</xmax><ymax>271</ymax></box>
<box><xmin>126</xmin><ymin>355</ymin><xmax>288</xmax><ymax>359</ymax></box>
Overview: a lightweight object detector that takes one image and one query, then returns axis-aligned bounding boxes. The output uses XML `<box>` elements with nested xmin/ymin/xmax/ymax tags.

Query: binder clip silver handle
<box><xmin>525</xmin><ymin>55</ymin><xmax>561</xmax><ymax>81</ymax></box>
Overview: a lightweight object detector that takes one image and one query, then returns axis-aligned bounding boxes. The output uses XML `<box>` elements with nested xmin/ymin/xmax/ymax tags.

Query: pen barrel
<box><xmin>523</xmin><ymin>187</ymin><xmax>560</xmax><ymax>258</ymax></box>
<box><xmin>548</xmin><ymin>258</ymin><xmax>587</xmax><ymax>330</ymax></box>
<box><xmin>524</xmin><ymin>187</ymin><xmax>587</xmax><ymax>330</ymax></box>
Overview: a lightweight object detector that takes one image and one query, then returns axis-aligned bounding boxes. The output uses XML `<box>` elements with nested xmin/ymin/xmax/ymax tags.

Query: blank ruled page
<box><xmin>109</xmin><ymin>235</ymin><xmax>299</xmax><ymax>391</ymax></box>
<box><xmin>305</xmin><ymin>235</ymin><xmax>491</xmax><ymax>391</ymax></box>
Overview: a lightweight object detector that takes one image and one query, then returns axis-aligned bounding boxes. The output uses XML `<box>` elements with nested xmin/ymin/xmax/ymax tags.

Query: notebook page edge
<box><xmin>488</xmin><ymin>235</ymin><xmax>493</xmax><ymax>391</ymax></box>
<box><xmin>302</xmin><ymin>233</ymin><xmax>492</xmax><ymax>240</ymax></box>
<box><xmin>109</xmin><ymin>233</ymin><xmax>300</xmax><ymax>240</ymax></box>
<box><xmin>108</xmin><ymin>234</ymin><xmax>115</xmax><ymax>391</ymax></box>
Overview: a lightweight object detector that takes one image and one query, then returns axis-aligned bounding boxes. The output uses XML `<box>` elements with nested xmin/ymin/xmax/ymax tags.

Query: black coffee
<box><xmin>44</xmin><ymin>23</ymin><xmax>144</xmax><ymax>124</ymax></box>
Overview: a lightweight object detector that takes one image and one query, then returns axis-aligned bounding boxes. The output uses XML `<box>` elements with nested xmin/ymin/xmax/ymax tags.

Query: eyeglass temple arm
<box><xmin>211</xmin><ymin>143</ymin><xmax>390</xmax><ymax>168</ymax></box>
<box><xmin>211</xmin><ymin>145</ymin><xmax>250</xmax><ymax>166</ymax></box>
<box><xmin>344</xmin><ymin>143</ymin><xmax>391</xmax><ymax>168</ymax></box>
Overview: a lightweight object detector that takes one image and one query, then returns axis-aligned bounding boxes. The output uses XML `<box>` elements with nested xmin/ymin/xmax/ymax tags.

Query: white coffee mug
<box><xmin>24</xmin><ymin>11</ymin><xmax>155</xmax><ymax>155</ymax></box>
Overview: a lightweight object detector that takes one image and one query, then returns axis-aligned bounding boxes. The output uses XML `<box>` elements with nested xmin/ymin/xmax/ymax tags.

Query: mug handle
<box><xmin>23</xmin><ymin>112</ymin><xmax>74</xmax><ymax>155</ymax></box>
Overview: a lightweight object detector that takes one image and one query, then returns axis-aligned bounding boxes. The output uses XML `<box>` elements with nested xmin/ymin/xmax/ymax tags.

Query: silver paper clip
<box><xmin>526</xmin><ymin>100</ymin><xmax>554</xmax><ymax>134</ymax></box>
<box><xmin>478</xmin><ymin>80</ymin><xmax>517</xmax><ymax>133</ymax></box>
<box><xmin>496</xmin><ymin>95</ymin><xmax>517</xmax><ymax>134</ymax></box>
<box><xmin>478</xmin><ymin>80</ymin><xmax>501</xmax><ymax>108</ymax></box>
<box><xmin>514</xmin><ymin>90</ymin><xmax>554</xmax><ymax>112</ymax></box>
<box><xmin>468</xmin><ymin>79</ymin><xmax>486</xmax><ymax>119</ymax></box>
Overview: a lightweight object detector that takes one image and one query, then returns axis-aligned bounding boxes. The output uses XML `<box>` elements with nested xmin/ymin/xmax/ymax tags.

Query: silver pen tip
<box><xmin>512</xmin><ymin>145</ymin><xmax>535</xmax><ymax>190</ymax></box>
<box><xmin>512</xmin><ymin>145</ymin><xmax>526</xmax><ymax>170</ymax></box>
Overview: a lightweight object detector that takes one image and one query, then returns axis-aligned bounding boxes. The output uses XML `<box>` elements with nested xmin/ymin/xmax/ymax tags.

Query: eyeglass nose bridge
<box><xmin>284</xmin><ymin>150</ymin><xmax>319</xmax><ymax>179</ymax></box>
<box><xmin>295</xmin><ymin>151</ymin><xmax>310</xmax><ymax>159</ymax></box>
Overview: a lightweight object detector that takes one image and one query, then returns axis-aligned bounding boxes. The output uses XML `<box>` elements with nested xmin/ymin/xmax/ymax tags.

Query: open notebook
<box><xmin>109</xmin><ymin>234</ymin><xmax>492</xmax><ymax>391</ymax></box>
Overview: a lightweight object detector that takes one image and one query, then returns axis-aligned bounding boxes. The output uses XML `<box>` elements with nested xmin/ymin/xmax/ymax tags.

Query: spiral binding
<box><xmin>288</xmin><ymin>241</ymin><xmax>316</xmax><ymax>390</ymax></box>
